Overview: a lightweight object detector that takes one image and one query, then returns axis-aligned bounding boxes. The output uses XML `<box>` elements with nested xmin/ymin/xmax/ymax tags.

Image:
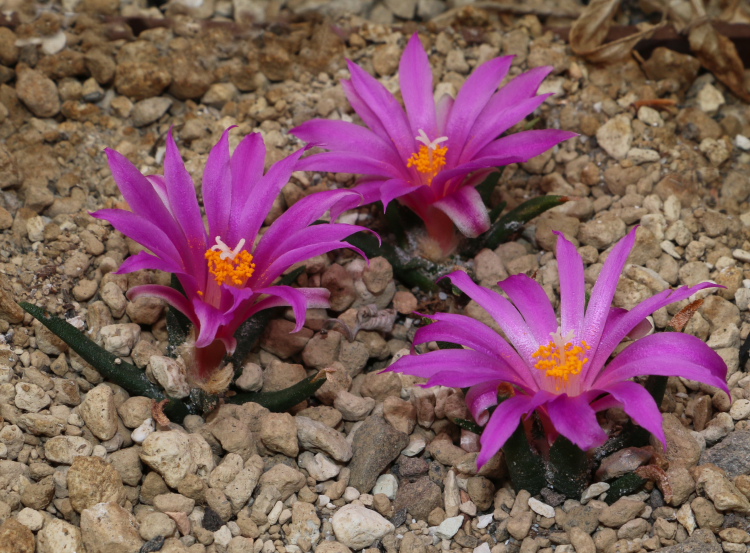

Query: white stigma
<box><xmin>415</xmin><ymin>129</ymin><xmax>448</xmax><ymax>150</ymax></box>
<box><xmin>210</xmin><ymin>236</ymin><xmax>246</xmax><ymax>261</ymax></box>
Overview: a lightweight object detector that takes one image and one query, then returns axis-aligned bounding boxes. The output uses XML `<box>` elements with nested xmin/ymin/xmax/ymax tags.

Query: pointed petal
<box><xmin>554</xmin><ymin>231</ymin><xmax>586</xmax><ymax>338</ymax></box>
<box><xmin>477</xmin><ymin>391</ymin><xmax>553</xmax><ymax>468</ymax></box>
<box><xmin>475</xmin><ymin>129</ymin><xmax>578</xmax><ymax>160</ymax></box>
<box><xmin>546</xmin><ymin>394</ymin><xmax>609</xmax><ymax>450</ymax></box>
<box><xmin>432</xmin><ymin>186</ymin><xmax>490</xmax><ymax>238</ymax></box>
<box><xmin>466</xmin><ymin>381</ymin><xmax>502</xmax><ymax>426</ymax></box>
<box><xmin>256</xmin><ymin>241</ymin><xmax>366</xmax><ymax>287</ymax></box>
<box><xmin>498</xmin><ymin>274</ymin><xmax>558</xmax><ymax>345</ymax></box>
<box><xmin>592</xmin><ymin>332</ymin><xmax>729</xmax><ymax>392</ymax></box>
<box><xmin>387</xmin><ymin>349</ymin><xmax>531</xmax><ymax>389</ymax></box>
<box><xmin>587</xmin><ymin>282</ymin><xmax>721</xmax><ymax>381</ymax></box>
<box><xmin>413</xmin><ymin>313</ymin><xmax>536</xmax><ymax>390</ymax></box>
<box><xmin>251</xmin><ymin>285</ymin><xmax>322</xmax><ymax>332</ymax></box>
<box><xmin>291</xmin><ymin>119</ymin><xmax>403</xmax><ymax>168</ymax></box>
<box><xmin>164</xmin><ymin>131</ymin><xmax>207</xmax><ymax>257</ymax></box>
<box><xmin>581</xmin><ymin>227</ymin><xmax>638</xmax><ymax>353</ymax></box>
<box><xmin>598</xmin><ymin>381</ymin><xmax>667</xmax><ymax>445</ymax></box>
<box><xmin>116</xmin><ymin>251</ymin><xmax>183</xmax><ymax>275</ymax></box>
<box><xmin>346</xmin><ymin>60</ymin><xmax>415</xmax><ymax>160</ymax></box>
<box><xmin>445</xmin><ymin>56</ymin><xmax>514</xmax><ymax>166</ymax></box>
<box><xmin>228</xmin><ymin>133</ymin><xmax>267</xmax><ymax>231</ymax></box>
<box><xmin>104</xmin><ymin>149</ymin><xmax>185</xmax><ymax>248</ymax></box>
<box><xmin>399</xmin><ymin>34</ymin><xmax>437</xmax><ymax>137</ymax></box>
<box><xmin>126</xmin><ymin>284</ymin><xmax>199</xmax><ymax>327</ymax></box>
<box><xmin>443</xmin><ymin>271</ymin><xmax>540</xmax><ymax>363</ymax></box>
<box><xmin>232</xmin><ymin>148</ymin><xmax>304</xmax><ymax>247</ymax></box>
<box><xmin>192</xmin><ymin>300</ymin><xmax>229</xmax><ymax>348</ymax></box>
<box><xmin>294</xmin><ymin>151</ymin><xmax>406</xmax><ymax>180</ymax></box>
<box><xmin>203</xmin><ymin>128</ymin><xmax>233</xmax><ymax>239</ymax></box>
<box><xmin>380</xmin><ymin>179</ymin><xmax>415</xmax><ymax>211</ymax></box>
<box><xmin>91</xmin><ymin>209</ymin><xmax>182</xmax><ymax>264</ymax></box>
<box><xmin>461</xmin><ymin>94</ymin><xmax>552</xmax><ymax>162</ymax></box>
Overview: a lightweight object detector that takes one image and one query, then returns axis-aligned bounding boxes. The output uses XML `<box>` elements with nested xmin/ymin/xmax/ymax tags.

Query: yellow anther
<box><xmin>532</xmin><ymin>330</ymin><xmax>591</xmax><ymax>389</ymax></box>
<box><xmin>407</xmin><ymin>130</ymin><xmax>448</xmax><ymax>185</ymax></box>
<box><xmin>205</xmin><ymin>236</ymin><xmax>256</xmax><ymax>287</ymax></box>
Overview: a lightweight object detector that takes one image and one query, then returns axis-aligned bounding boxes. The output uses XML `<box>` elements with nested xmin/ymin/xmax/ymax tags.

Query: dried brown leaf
<box><xmin>570</xmin><ymin>0</ymin><xmax>664</xmax><ymax>62</ymax></box>
<box><xmin>688</xmin><ymin>20</ymin><xmax>750</xmax><ymax>101</ymax></box>
<box><xmin>197</xmin><ymin>362</ymin><xmax>234</xmax><ymax>395</ymax></box>
<box><xmin>667</xmin><ymin>298</ymin><xmax>704</xmax><ymax>332</ymax></box>
<box><xmin>635</xmin><ymin>464</ymin><xmax>673</xmax><ymax>503</ymax></box>
<box><xmin>152</xmin><ymin>399</ymin><xmax>170</xmax><ymax>427</ymax></box>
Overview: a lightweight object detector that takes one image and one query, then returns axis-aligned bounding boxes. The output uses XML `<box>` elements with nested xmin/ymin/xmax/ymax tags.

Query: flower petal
<box><xmin>116</xmin><ymin>251</ymin><xmax>184</xmax><ymax>276</ymax></box>
<box><xmin>399</xmin><ymin>34</ymin><xmax>437</xmax><ymax>137</ymax></box>
<box><xmin>546</xmin><ymin>394</ymin><xmax>609</xmax><ymax>450</ymax></box>
<box><xmin>164</xmin><ymin>131</ymin><xmax>208</xmax><ymax>264</ymax></box>
<box><xmin>592</xmin><ymin>332</ymin><xmax>729</xmax><ymax>392</ymax></box>
<box><xmin>251</xmin><ymin>285</ymin><xmax>327</xmax><ymax>333</ymax></box>
<box><xmin>91</xmin><ymin>209</ymin><xmax>182</xmax><ymax>264</ymax></box>
<box><xmin>413</xmin><ymin>313</ymin><xmax>536</xmax><ymax>390</ymax></box>
<box><xmin>387</xmin><ymin>349</ymin><xmax>531</xmax><ymax>389</ymax></box>
<box><xmin>346</xmin><ymin>60</ymin><xmax>415</xmax><ymax>160</ymax></box>
<box><xmin>498</xmin><ymin>274</ymin><xmax>558</xmax><ymax>345</ymax></box>
<box><xmin>597</xmin><ymin>381</ymin><xmax>667</xmax><ymax>446</ymax></box>
<box><xmin>443</xmin><ymin>271</ymin><xmax>540</xmax><ymax>363</ymax></box>
<box><xmin>587</xmin><ymin>282</ymin><xmax>721</xmax><ymax>381</ymax></box>
<box><xmin>203</xmin><ymin>128</ymin><xmax>233</xmax><ymax>239</ymax></box>
<box><xmin>232</xmin><ymin>148</ymin><xmax>305</xmax><ymax>247</ymax></box>
<box><xmin>460</xmin><ymin>93</ymin><xmax>552</xmax><ymax>163</ymax></box>
<box><xmin>445</xmin><ymin>56</ymin><xmax>514</xmax><ymax>166</ymax></box>
<box><xmin>295</xmin><ymin>151</ymin><xmax>406</xmax><ymax>180</ymax></box>
<box><xmin>432</xmin><ymin>186</ymin><xmax>490</xmax><ymax>238</ymax></box>
<box><xmin>229</xmin><ymin>133</ymin><xmax>267</xmax><ymax>228</ymax></box>
<box><xmin>292</xmin><ymin>119</ymin><xmax>404</xmax><ymax>168</ymax></box>
<box><xmin>554</xmin><ymin>231</ymin><xmax>586</xmax><ymax>338</ymax></box>
<box><xmin>127</xmin><ymin>284</ymin><xmax>199</xmax><ymax>327</ymax></box>
<box><xmin>476</xmin><ymin>391</ymin><xmax>553</xmax><ymax>468</ymax></box>
<box><xmin>474</xmin><ymin>129</ymin><xmax>578</xmax><ymax>160</ymax></box>
<box><xmin>466</xmin><ymin>381</ymin><xmax>502</xmax><ymax>426</ymax></box>
<box><xmin>581</xmin><ymin>226</ymin><xmax>637</xmax><ymax>353</ymax></box>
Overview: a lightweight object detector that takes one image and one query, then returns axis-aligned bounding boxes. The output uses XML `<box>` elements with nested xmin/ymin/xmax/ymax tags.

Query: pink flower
<box><xmin>388</xmin><ymin>228</ymin><xmax>729</xmax><ymax>466</ymax></box>
<box><xmin>292</xmin><ymin>34</ymin><xmax>576</xmax><ymax>252</ymax></box>
<box><xmin>92</xmin><ymin>129</ymin><xmax>366</xmax><ymax>378</ymax></box>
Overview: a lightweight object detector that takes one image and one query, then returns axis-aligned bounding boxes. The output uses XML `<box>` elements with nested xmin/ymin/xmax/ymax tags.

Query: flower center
<box><xmin>205</xmin><ymin>236</ymin><xmax>256</xmax><ymax>287</ymax></box>
<box><xmin>407</xmin><ymin>129</ymin><xmax>448</xmax><ymax>185</ymax></box>
<box><xmin>532</xmin><ymin>328</ymin><xmax>591</xmax><ymax>390</ymax></box>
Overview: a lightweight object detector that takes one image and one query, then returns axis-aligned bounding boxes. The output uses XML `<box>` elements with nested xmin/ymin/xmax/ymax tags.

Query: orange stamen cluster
<box><xmin>407</xmin><ymin>144</ymin><xmax>448</xmax><ymax>185</ymax></box>
<box><xmin>205</xmin><ymin>237</ymin><xmax>256</xmax><ymax>287</ymax></box>
<box><xmin>533</xmin><ymin>335</ymin><xmax>591</xmax><ymax>389</ymax></box>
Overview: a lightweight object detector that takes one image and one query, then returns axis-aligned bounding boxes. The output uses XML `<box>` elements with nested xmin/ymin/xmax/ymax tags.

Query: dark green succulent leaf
<box><xmin>166</xmin><ymin>276</ymin><xmax>192</xmax><ymax>357</ymax></box>
<box><xmin>21</xmin><ymin>302</ymin><xmax>194</xmax><ymax>421</ymax></box>
<box><xmin>604</xmin><ymin>472</ymin><xmax>646</xmax><ymax>504</ymax></box>
<box><xmin>475</xmin><ymin>195</ymin><xmax>568</xmax><ymax>253</ymax></box>
<box><xmin>436</xmin><ymin>341</ymin><xmax>463</xmax><ymax>350</ymax></box>
<box><xmin>476</xmin><ymin>171</ymin><xmax>501</xmax><ymax>206</ymax></box>
<box><xmin>453</xmin><ymin>417</ymin><xmax>483</xmax><ymax>435</ymax></box>
<box><xmin>503</xmin><ymin>423</ymin><xmax>546</xmax><ymax>496</ymax></box>
<box><xmin>548</xmin><ymin>435</ymin><xmax>590</xmax><ymax>498</ymax></box>
<box><xmin>226</xmin><ymin>372</ymin><xmax>327</xmax><ymax>412</ymax></box>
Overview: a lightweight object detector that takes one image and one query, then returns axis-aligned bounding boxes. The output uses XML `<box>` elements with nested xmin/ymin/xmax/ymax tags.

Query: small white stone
<box><xmin>318</xmin><ymin>494</ymin><xmax>331</xmax><ymax>508</ymax></box>
<box><xmin>343</xmin><ymin>487</ymin><xmax>361</xmax><ymax>503</ymax></box>
<box><xmin>476</xmin><ymin>513</ymin><xmax>494</xmax><ymax>529</ymax></box>
<box><xmin>697</xmin><ymin>83</ymin><xmax>725</xmax><ymax>114</ymax></box>
<box><xmin>676</xmin><ymin>503</ymin><xmax>696</xmax><ymax>535</ymax></box>
<box><xmin>734</xmin><ymin>249</ymin><xmax>750</xmax><ymax>263</ymax></box>
<box><xmin>16</xmin><ymin>507</ymin><xmax>44</xmax><ymax>531</ymax></box>
<box><xmin>131</xmin><ymin>418</ymin><xmax>155</xmax><ymax>444</ymax></box>
<box><xmin>528</xmin><ymin>497</ymin><xmax>555</xmax><ymax>518</ymax></box>
<box><xmin>268</xmin><ymin>501</ymin><xmax>284</xmax><ymax>525</ymax></box>
<box><xmin>214</xmin><ymin>525</ymin><xmax>233</xmax><ymax>547</ymax></box>
<box><xmin>660</xmin><ymin>240</ymin><xmax>681</xmax><ymax>259</ymax></box>
<box><xmin>627</xmin><ymin>148</ymin><xmax>660</xmax><ymax>164</ymax></box>
<box><xmin>459</xmin><ymin>501</ymin><xmax>477</xmax><ymax>517</ymax></box>
<box><xmin>736</xmin><ymin>135</ymin><xmax>750</xmax><ymax>151</ymax></box>
<box><xmin>372</xmin><ymin>474</ymin><xmax>398</xmax><ymax>500</ymax></box>
<box><xmin>637</xmin><ymin>105</ymin><xmax>663</xmax><ymax>127</ymax></box>
<box><xmin>331</xmin><ymin>504</ymin><xmax>395</xmax><ymax>549</ymax></box>
<box><xmin>402</xmin><ymin>435</ymin><xmax>426</xmax><ymax>457</ymax></box>
<box><xmin>581</xmin><ymin>482</ymin><xmax>610</xmax><ymax>504</ymax></box>
<box><xmin>730</xmin><ymin>399</ymin><xmax>750</xmax><ymax>421</ymax></box>
<box><xmin>474</xmin><ymin>543</ymin><xmax>492</xmax><ymax>553</ymax></box>
<box><xmin>435</xmin><ymin>516</ymin><xmax>464</xmax><ymax>540</ymax></box>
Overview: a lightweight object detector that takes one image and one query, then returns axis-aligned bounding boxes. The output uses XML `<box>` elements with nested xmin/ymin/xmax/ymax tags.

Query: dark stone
<box><xmin>560</xmin><ymin>505</ymin><xmax>601</xmax><ymax>534</ymax></box>
<box><xmin>396</xmin><ymin>456</ymin><xmax>429</xmax><ymax>478</ymax></box>
<box><xmin>456</xmin><ymin>535</ymin><xmax>479</xmax><ymax>548</ymax></box>
<box><xmin>541</xmin><ymin>487</ymin><xmax>566</xmax><ymax>507</ymax></box>
<box><xmin>391</xmin><ymin>509</ymin><xmax>407</xmax><ymax>528</ymax></box>
<box><xmin>651</xmin><ymin>488</ymin><xmax>665</xmax><ymax>509</ymax></box>
<box><xmin>654</xmin><ymin>529</ymin><xmax>721</xmax><ymax>553</ymax></box>
<box><xmin>700</xmin><ymin>431</ymin><xmax>750</xmax><ymax>479</ymax></box>
<box><xmin>393</xmin><ymin>476</ymin><xmax>442</xmax><ymax>521</ymax></box>
<box><xmin>348</xmin><ymin>416</ymin><xmax>408</xmax><ymax>493</ymax></box>
<box><xmin>140</xmin><ymin>536</ymin><xmax>165</xmax><ymax>553</ymax></box>
<box><xmin>202</xmin><ymin>508</ymin><xmax>223</xmax><ymax>531</ymax></box>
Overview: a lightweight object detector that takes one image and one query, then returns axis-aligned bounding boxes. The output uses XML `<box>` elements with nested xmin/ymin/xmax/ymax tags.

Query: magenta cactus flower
<box><xmin>388</xmin><ymin>228</ymin><xmax>729</xmax><ymax>467</ymax></box>
<box><xmin>291</xmin><ymin>33</ymin><xmax>577</xmax><ymax>253</ymax></box>
<box><xmin>92</xmin><ymin>128</ymin><xmax>366</xmax><ymax>378</ymax></box>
